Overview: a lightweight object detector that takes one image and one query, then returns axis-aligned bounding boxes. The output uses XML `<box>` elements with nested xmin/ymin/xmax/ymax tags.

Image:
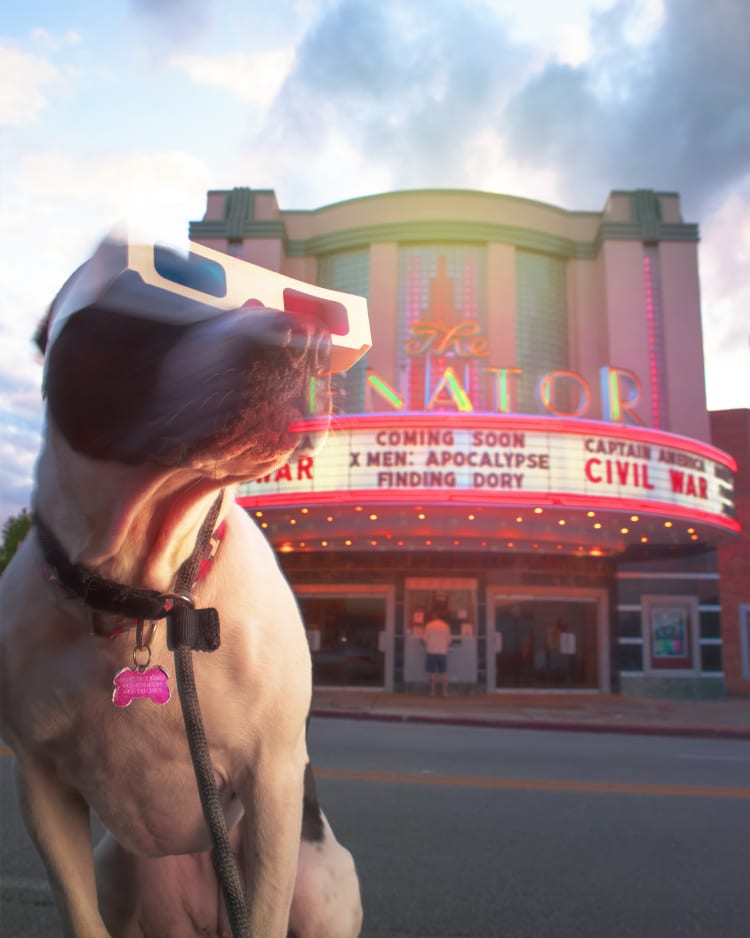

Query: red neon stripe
<box><xmin>287</xmin><ymin>413</ymin><xmax>738</xmax><ymax>472</ymax></box>
<box><xmin>237</xmin><ymin>489</ymin><xmax>740</xmax><ymax>533</ymax></box>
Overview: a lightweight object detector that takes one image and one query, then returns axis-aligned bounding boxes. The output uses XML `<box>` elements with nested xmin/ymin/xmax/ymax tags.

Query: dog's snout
<box><xmin>313</xmin><ymin>331</ymin><xmax>332</xmax><ymax>374</ymax></box>
<box><xmin>280</xmin><ymin>315</ymin><xmax>314</xmax><ymax>358</ymax></box>
<box><xmin>268</xmin><ymin>312</ymin><xmax>331</xmax><ymax>370</ymax></box>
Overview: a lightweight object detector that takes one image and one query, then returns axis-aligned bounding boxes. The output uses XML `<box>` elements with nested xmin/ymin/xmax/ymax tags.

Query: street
<box><xmin>2</xmin><ymin>720</ymin><xmax>750</xmax><ymax>937</ymax></box>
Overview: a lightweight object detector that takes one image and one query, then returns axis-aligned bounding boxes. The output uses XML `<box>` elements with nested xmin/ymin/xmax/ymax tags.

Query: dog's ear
<box><xmin>34</xmin><ymin>309</ymin><xmax>52</xmax><ymax>356</ymax></box>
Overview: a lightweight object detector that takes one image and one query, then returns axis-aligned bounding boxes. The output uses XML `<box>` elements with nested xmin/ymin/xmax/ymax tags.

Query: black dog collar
<box><xmin>34</xmin><ymin>495</ymin><xmax>223</xmax><ymax>652</ymax></box>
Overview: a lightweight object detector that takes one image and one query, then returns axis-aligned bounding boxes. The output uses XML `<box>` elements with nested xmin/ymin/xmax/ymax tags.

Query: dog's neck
<box><xmin>33</xmin><ymin>424</ymin><xmax>232</xmax><ymax>593</ymax></box>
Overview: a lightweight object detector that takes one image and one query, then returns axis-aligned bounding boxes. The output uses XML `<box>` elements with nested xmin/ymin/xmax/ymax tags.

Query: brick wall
<box><xmin>711</xmin><ymin>410</ymin><xmax>750</xmax><ymax>696</ymax></box>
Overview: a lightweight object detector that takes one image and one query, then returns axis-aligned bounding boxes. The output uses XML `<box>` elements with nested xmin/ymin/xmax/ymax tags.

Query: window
<box><xmin>641</xmin><ymin>595</ymin><xmax>699</xmax><ymax>674</ymax></box>
<box><xmin>741</xmin><ymin>605</ymin><xmax>750</xmax><ymax>680</ymax></box>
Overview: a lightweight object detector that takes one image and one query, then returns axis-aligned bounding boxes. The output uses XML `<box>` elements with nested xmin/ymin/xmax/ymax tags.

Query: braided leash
<box><xmin>171</xmin><ymin>493</ymin><xmax>252</xmax><ymax>938</ymax></box>
<box><xmin>36</xmin><ymin>492</ymin><xmax>252</xmax><ymax>936</ymax></box>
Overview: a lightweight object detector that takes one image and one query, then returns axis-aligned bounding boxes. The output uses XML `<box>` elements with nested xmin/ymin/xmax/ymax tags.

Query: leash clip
<box><xmin>164</xmin><ymin>592</ymin><xmax>221</xmax><ymax>653</ymax></box>
<box><xmin>158</xmin><ymin>591</ymin><xmax>195</xmax><ymax>612</ymax></box>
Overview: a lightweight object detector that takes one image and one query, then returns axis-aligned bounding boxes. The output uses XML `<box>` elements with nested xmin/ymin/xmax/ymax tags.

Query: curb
<box><xmin>310</xmin><ymin>708</ymin><xmax>750</xmax><ymax>741</ymax></box>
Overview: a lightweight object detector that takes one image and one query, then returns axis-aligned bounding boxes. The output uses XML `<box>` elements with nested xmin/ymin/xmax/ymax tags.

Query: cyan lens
<box><xmin>154</xmin><ymin>245</ymin><xmax>227</xmax><ymax>298</ymax></box>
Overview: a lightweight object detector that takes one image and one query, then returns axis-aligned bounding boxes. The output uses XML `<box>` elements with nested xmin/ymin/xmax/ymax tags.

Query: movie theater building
<box><xmin>189</xmin><ymin>187</ymin><xmax>741</xmax><ymax>698</ymax></box>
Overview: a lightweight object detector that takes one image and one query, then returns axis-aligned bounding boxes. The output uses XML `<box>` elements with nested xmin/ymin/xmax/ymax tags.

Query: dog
<box><xmin>0</xmin><ymin>237</ymin><xmax>367</xmax><ymax>937</ymax></box>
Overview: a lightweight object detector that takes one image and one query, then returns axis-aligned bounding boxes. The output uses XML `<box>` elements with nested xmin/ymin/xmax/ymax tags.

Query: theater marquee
<box><xmin>238</xmin><ymin>414</ymin><xmax>738</xmax><ymax>534</ymax></box>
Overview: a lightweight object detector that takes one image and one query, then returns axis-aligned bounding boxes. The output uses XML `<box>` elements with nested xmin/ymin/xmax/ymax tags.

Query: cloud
<box><xmin>502</xmin><ymin>0</ymin><xmax>750</xmax><ymax>216</ymax></box>
<box><xmin>699</xmin><ymin>174</ymin><xmax>750</xmax><ymax>409</ymax></box>
<box><xmin>249</xmin><ymin>0</ymin><xmax>531</xmax><ymax>197</ymax></box>
<box><xmin>0</xmin><ymin>145</ymin><xmax>214</xmax><ymax>519</ymax></box>
<box><xmin>0</xmin><ymin>41</ymin><xmax>62</xmax><ymax>127</ymax></box>
<box><xmin>0</xmin><ymin>324</ymin><xmax>43</xmax><ymax>519</ymax></box>
<box><xmin>170</xmin><ymin>48</ymin><xmax>297</xmax><ymax>106</ymax></box>
<box><xmin>129</xmin><ymin>0</ymin><xmax>218</xmax><ymax>43</ymax></box>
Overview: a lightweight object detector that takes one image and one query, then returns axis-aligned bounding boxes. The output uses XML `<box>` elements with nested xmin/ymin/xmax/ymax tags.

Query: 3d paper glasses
<box><xmin>47</xmin><ymin>236</ymin><xmax>371</xmax><ymax>375</ymax></box>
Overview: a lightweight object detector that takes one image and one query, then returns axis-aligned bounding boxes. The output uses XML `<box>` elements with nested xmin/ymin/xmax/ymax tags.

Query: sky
<box><xmin>1</xmin><ymin>0</ymin><xmax>748</xmax><ymax>521</ymax></box>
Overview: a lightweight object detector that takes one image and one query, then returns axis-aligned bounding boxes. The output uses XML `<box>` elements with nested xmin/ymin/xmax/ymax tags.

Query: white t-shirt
<box><xmin>424</xmin><ymin>618</ymin><xmax>452</xmax><ymax>655</ymax></box>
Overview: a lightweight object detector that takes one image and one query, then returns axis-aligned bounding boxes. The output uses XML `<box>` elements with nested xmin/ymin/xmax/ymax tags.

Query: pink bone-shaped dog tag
<box><xmin>112</xmin><ymin>665</ymin><xmax>171</xmax><ymax>707</ymax></box>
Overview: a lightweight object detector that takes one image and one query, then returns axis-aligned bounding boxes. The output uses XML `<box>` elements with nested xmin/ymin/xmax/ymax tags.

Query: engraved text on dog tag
<box><xmin>112</xmin><ymin>665</ymin><xmax>171</xmax><ymax>707</ymax></box>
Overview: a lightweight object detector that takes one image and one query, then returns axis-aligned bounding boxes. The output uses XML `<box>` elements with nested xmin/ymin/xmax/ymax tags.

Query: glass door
<box><xmin>492</xmin><ymin>594</ymin><xmax>602</xmax><ymax>690</ymax></box>
<box><xmin>296</xmin><ymin>587</ymin><xmax>393</xmax><ymax>689</ymax></box>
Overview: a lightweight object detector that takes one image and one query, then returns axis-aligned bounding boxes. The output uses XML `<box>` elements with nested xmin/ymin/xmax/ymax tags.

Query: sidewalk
<box><xmin>311</xmin><ymin>688</ymin><xmax>750</xmax><ymax>740</ymax></box>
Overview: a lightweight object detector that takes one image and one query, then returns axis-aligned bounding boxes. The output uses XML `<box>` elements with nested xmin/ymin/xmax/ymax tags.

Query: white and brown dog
<box><xmin>0</xmin><ymin>238</ymin><xmax>369</xmax><ymax>938</ymax></box>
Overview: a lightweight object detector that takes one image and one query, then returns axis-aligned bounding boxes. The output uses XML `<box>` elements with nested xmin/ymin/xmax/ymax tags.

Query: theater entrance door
<box><xmin>296</xmin><ymin>585</ymin><xmax>395</xmax><ymax>690</ymax></box>
<box><xmin>489</xmin><ymin>588</ymin><xmax>609</xmax><ymax>692</ymax></box>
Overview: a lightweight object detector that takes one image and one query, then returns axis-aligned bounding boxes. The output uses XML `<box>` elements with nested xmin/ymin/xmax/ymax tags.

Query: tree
<box><xmin>0</xmin><ymin>509</ymin><xmax>32</xmax><ymax>576</ymax></box>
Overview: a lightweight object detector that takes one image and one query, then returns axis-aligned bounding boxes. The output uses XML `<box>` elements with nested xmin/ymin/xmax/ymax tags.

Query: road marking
<box><xmin>678</xmin><ymin>753</ymin><xmax>750</xmax><ymax>763</ymax></box>
<box><xmin>4</xmin><ymin>745</ymin><xmax>747</xmax><ymax>798</ymax></box>
<box><xmin>315</xmin><ymin>767</ymin><xmax>750</xmax><ymax>799</ymax></box>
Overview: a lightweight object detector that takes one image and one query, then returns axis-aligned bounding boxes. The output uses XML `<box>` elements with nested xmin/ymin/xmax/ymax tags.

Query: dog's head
<box><xmin>36</xmin><ymin>238</ymin><xmax>370</xmax><ymax>483</ymax></box>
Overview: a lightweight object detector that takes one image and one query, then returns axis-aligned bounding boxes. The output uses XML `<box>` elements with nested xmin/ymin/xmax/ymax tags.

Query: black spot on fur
<box><xmin>301</xmin><ymin>762</ymin><xmax>325</xmax><ymax>844</ymax></box>
<box><xmin>34</xmin><ymin>310</ymin><xmax>52</xmax><ymax>355</ymax></box>
<box><xmin>42</xmin><ymin>306</ymin><xmax>193</xmax><ymax>462</ymax></box>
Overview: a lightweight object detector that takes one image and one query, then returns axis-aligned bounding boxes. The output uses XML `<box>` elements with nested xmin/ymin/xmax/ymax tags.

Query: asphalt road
<box><xmin>2</xmin><ymin>720</ymin><xmax>749</xmax><ymax>937</ymax></box>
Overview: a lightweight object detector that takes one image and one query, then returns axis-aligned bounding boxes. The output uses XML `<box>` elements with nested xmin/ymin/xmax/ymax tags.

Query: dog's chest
<box><xmin>16</xmin><ymin>625</ymin><xmax>240</xmax><ymax>856</ymax></box>
<box><xmin>60</xmin><ymin>690</ymin><xmax>239</xmax><ymax>855</ymax></box>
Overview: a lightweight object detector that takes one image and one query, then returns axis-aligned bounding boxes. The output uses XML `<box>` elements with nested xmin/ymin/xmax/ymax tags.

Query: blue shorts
<box><xmin>426</xmin><ymin>653</ymin><xmax>447</xmax><ymax>674</ymax></box>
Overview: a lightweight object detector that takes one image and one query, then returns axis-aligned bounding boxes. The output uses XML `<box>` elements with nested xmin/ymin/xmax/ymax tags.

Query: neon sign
<box><xmin>366</xmin><ymin>365</ymin><xmax>644</xmax><ymax>424</ymax></box>
<box><xmin>405</xmin><ymin>320</ymin><xmax>489</xmax><ymax>358</ymax></box>
<box><xmin>239</xmin><ymin>414</ymin><xmax>738</xmax><ymax>538</ymax></box>
<box><xmin>394</xmin><ymin>255</ymin><xmax>646</xmax><ymax>424</ymax></box>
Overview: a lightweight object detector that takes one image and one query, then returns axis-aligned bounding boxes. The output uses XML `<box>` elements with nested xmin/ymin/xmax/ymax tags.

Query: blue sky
<box><xmin>1</xmin><ymin>0</ymin><xmax>748</xmax><ymax>520</ymax></box>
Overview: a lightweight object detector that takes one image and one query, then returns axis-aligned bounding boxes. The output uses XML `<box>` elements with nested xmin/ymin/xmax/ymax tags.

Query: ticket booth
<box><xmin>403</xmin><ymin>578</ymin><xmax>479</xmax><ymax>690</ymax></box>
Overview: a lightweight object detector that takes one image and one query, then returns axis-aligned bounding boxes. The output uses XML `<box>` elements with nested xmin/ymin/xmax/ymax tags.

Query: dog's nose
<box><xmin>275</xmin><ymin>314</ymin><xmax>331</xmax><ymax>370</ymax></box>
<box><xmin>277</xmin><ymin>316</ymin><xmax>314</xmax><ymax>360</ymax></box>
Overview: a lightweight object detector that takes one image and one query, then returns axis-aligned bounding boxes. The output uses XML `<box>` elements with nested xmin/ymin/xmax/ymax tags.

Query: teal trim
<box><xmin>593</xmin><ymin>221</ymin><xmax>699</xmax><ymax>253</ymax></box>
<box><xmin>190</xmin><ymin>220</ymin><xmax>288</xmax><ymax>241</ymax></box>
<box><xmin>619</xmin><ymin>675</ymin><xmax>726</xmax><ymax>700</ymax></box>
<box><xmin>633</xmin><ymin>189</ymin><xmax>661</xmax><ymax>242</ymax></box>
<box><xmin>188</xmin><ymin>187</ymin><xmax>700</xmax><ymax>260</ymax></box>
<box><xmin>290</xmin><ymin>221</ymin><xmax>587</xmax><ymax>259</ymax></box>
<box><xmin>225</xmin><ymin>187</ymin><xmax>254</xmax><ymax>239</ymax></box>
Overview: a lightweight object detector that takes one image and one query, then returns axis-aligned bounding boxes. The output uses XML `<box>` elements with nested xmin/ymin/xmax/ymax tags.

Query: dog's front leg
<box><xmin>15</xmin><ymin>755</ymin><xmax>110</xmax><ymax>938</ymax></box>
<box><xmin>239</xmin><ymin>752</ymin><xmax>305</xmax><ymax>937</ymax></box>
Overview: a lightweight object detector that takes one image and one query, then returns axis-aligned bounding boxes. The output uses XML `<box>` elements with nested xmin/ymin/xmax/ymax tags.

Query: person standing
<box><xmin>423</xmin><ymin>611</ymin><xmax>452</xmax><ymax>696</ymax></box>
